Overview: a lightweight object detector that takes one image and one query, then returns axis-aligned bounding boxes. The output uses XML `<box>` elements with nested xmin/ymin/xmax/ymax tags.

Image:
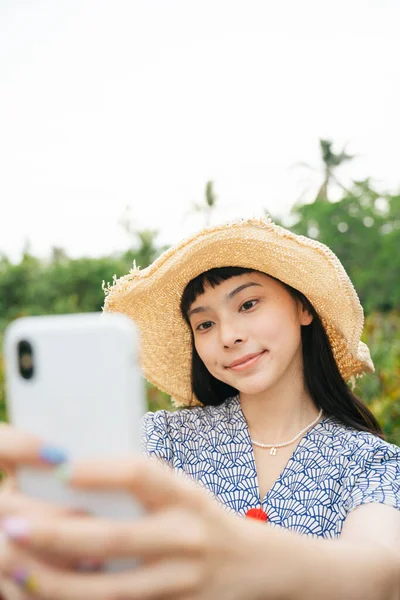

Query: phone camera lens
<box><xmin>18</xmin><ymin>340</ymin><xmax>34</xmax><ymax>379</ymax></box>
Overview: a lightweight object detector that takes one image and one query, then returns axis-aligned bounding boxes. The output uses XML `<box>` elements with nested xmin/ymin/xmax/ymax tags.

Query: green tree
<box><xmin>295</xmin><ymin>139</ymin><xmax>354</xmax><ymax>203</ymax></box>
<box><xmin>315</xmin><ymin>139</ymin><xmax>354</xmax><ymax>201</ymax></box>
<box><xmin>122</xmin><ymin>229</ymin><xmax>166</xmax><ymax>270</ymax></box>
<box><xmin>0</xmin><ymin>228</ymin><xmax>173</xmax><ymax>420</ymax></box>
<box><xmin>285</xmin><ymin>181</ymin><xmax>400</xmax><ymax>312</ymax></box>
<box><xmin>119</xmin><ymin>206</ymin><xmax>167</xmax><ymax>269</ymax></box>
<box><xmin>357</xmin><ymin>310</ymin><xmax>400</xmax><ymax>446</ymax></box>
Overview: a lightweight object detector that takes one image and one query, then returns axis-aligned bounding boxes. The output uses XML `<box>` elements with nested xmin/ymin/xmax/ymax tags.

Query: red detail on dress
<box><xmin>245</xmin><ymin>507</ymin><xmax>268</xmax><ymax>522</ymax></box>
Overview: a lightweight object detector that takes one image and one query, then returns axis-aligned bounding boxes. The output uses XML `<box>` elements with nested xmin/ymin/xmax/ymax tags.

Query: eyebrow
<box><xmin>187</xmin><ymin>282</ymin><xmax>262</xmax><ymax>318</ymax></box>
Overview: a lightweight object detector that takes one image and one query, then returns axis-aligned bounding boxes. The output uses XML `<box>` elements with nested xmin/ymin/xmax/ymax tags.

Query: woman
<box><xmin>0</xmin><ymin>217</ymin><xmax>399</xmax><ymax>599</ymax></box>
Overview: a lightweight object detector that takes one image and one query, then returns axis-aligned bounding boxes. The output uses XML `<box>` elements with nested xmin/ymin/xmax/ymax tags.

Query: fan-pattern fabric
<box><xmin>141</xmin><ymin>395</ymin><xmax>400</xmax><ymax>538</ymax></box>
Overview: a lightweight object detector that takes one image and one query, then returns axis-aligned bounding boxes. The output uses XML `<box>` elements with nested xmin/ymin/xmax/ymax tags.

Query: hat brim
<box><xmin>103</xmin><ymin>218</ymin><xmax>374</xmax><ymax>406</ymax></box>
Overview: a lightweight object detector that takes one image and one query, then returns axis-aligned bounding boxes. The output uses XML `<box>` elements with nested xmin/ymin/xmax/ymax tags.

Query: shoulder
<box><xmin>321</xmin><ymin>417</ymin><xmax>400</xmax><ymax>512</ymax></box>
<box><xmin>350</xmin><ymin>431</ymin><xmax>400</xmax><ymax>489</ymax></box>
<box><xmin>324</xmin><ymin>416</ymin><xmax>400</xmax><ymax>462</ymax></box>
<box><xmin>141</xmin><ymin>402</ymin><xmax>220</xmax><ymax>436</ymax></box>
<box><xmin>307</xmin><ymin>415</ymin><xmax>400</xmax><ymax>483</ymax></box>
<box><xmin>142</xmin><ymin>395</ymin><xmax>240</xmax><ymax>434</ymax></box>
<box><xmin>349</xmin><ymin>429</ymin><xmax>400</xmax><ymax>482</ymax></box>
<box><xmin>141</xmin><ymin>396</ymin><xmax>240</xmax><ymax>461</ymax></box>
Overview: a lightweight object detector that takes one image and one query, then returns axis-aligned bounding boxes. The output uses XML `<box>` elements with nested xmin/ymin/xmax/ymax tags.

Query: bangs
<box><xmin>180</xmin><ymin>267</ymin><xmax>254</xmax><ymax>322</ymax></box>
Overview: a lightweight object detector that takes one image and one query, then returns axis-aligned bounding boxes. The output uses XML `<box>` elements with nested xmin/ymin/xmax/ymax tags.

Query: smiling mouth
<box><xmin>226</xmin><ymin>350</ymin><xmax>267</xmax><ymax>371</ymax></box>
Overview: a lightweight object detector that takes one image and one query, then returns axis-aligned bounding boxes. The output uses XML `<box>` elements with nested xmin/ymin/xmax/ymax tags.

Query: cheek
<box><xmin>194</xmin><ymin>336</ymin><xmax>215</xmax><ymax>368</ymax></box>
<box><xmin>256</xmin><ymin>308</ymin><xmax>301</xmax><ymax>347</ymax></box>
<box><xmin>252</xmin><ymin>310</ymin><xmax>280</xmax><ymax>337</ymax></box>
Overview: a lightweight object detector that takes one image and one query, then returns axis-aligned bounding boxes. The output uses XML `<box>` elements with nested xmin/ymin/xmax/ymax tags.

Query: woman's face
<box><xmin>187</xmin><ymin>272</ymin><xmax>313</xmax><ymax>396</ymax></box>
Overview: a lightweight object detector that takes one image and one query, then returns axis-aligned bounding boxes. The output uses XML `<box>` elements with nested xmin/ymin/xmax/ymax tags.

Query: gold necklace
<box><xmin>250</xmin><ymin>409</ymin><xmax>323</xmax><ymax>455</ymax></box>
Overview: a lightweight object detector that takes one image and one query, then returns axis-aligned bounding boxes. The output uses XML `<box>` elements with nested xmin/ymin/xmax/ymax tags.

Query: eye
<box><xmin>240</xmin><ymin>299</ymin><xmax>257</xmax><ymax>311</ymax></box>
<box><xmin>196</xmin><ymin>321</ymin><xmax>213</xmax><ymax>331</ymax></box>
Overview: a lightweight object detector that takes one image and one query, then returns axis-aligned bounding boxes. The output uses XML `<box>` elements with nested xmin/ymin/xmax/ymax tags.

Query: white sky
<box><xmin>1</xmin><ymin>0</ymin><xmax>399</xmax><ymax>260</ymax></box>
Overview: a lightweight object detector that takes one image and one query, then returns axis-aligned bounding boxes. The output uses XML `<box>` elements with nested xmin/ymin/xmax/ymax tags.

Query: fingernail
<box><xmin>2</xmin><ymin>517</ymin><xmax>30</xmax><ymax>541</ymax></box>
<box><xmin>12</xmin><ymin>567</ymin><xmax>39</xmax><ymax>593</ymax></box>
<box><xmin>39</xmin><ymin>445</ymin><xmax>68</xmax><ymax>465</ymax></box>
<box><xmin>54</xmin><ymin>462</ymin><xmax>72</xmax><ymax>483</ymax></box>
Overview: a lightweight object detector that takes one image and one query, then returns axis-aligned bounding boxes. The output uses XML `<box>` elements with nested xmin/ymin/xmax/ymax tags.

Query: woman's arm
<box><xmin>1</xmin><ymin>456</ymin><xmax>400</xmax><ymax>600</ymax></box>
<box><xmin>265</xmin><ymin>509</ymin><xmax>400</xmax><ymax>600</ymax></box>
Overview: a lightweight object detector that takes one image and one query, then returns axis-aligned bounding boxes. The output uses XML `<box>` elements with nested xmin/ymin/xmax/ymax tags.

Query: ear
<box><xmin>298</xmin><ymin>303</ymin><xmax>313</xmax><ymax>326</ymax></box>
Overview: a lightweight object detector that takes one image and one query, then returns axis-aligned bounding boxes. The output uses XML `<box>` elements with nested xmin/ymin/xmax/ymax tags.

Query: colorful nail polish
<box><xmin>54</xmin><ymin>462</ymin><xmax>72</xmax><ymax>483</ymax></box>
<box><xmin>2</xmin><ymin>517</ymin><xmax>30</xmax><ymax>541</ymax></box>
<box><xmin>12</xmin><ymin>568</ymin><xmax>39</xmax><ymax>593</ymax></box>
<box><xmin>39</xmin><ymin>445</ymin><xmax>68</xmax><ymax>465</ymax></box>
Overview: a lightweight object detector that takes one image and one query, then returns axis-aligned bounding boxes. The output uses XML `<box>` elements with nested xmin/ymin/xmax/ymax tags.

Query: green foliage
<box><xmin>319</xmin><ymin>139</ymin><xmax>354</xmax><ymax>170</ymax></box>
<box><xmin>356</xmin><ymin>311</ymin><xmax>400</xmax><ymax>445</ymax></box>
<box><xmin>274</xmin><ymin>141</ymin><xmax>400</xmax><ymax>444</ymax></box>
<box><xmin>1</xmin><ymin>157</ymin><xmax>399</xmax><ymax>446</ymax></box>
<box><xmin>0</xmin><ymin>333</ymin><xmax>6</xmax><ymax>422</ymax></box>
<box><xmin>0</xmin><ymin>230</ymin><xmax>174</xmax><ymax>421</ymax></box>
<box><xmin>286</xmin><ymin>182</ymin><xmax>400</xmax><ymax>313</ymax></box>
<box><xmin>146</xmin><ymin>380</ymin><xmax>175</xmax><ymax>413</ymax></box>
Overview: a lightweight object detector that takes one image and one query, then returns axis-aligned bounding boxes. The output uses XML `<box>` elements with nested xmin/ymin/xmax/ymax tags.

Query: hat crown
<box><xmin>104</xmin><ymin>217</ymin><xmax>373</xmax><ymax>406</ymax></box>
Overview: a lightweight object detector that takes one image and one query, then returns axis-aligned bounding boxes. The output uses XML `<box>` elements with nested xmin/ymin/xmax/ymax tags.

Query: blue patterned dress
<box><xmin>141</xmin><ymin>395</ymin><xmax>400</xmax><ymax>538</ymax></box>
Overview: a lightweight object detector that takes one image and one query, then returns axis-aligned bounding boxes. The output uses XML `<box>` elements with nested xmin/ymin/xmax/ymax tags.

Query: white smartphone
<box><xmin>3</xmin><ymin>312</ymin><xmax>145</xmax><ymax>526</ymax></box>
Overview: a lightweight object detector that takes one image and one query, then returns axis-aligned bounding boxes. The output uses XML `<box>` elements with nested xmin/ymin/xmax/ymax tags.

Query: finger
<box><xmin>66</xmin><ymin>456</ymin><xmax>208</xmax><ymax>512</ymax></box>
<box><xmin>2</xmin><ymin>554</ymin><xmax>202</xmax><ymax>600</ymax></box>
<box><xmin>1</xmin><ymin>508</ymin><xmax>206</xmax><ymax>561</ymax></box>
<box><xmin>0</xmin><ymin>533</ymin><xmax>29</xmax><ymax>600</ymax></box>
<box><xmin>0</xmin><ymin>490</ymin><xmax>94</xmax><ymax>568</ymax></box>
<box><xmin>0</xmin><ymin>491</ymin><xmax>73</xmax><ymax>519</ymax></box>
<box><xmin>0</xmin><ymin>523</ymin><xmax>101</xmax><ymax>578</ymax></box>
<box><xmin>0</xmin><ymin>497</ymin><xmax>93</xmax><ymax>572</ymax></box>
<box><xmin>0</xmin><ymin>425</ymin><xmax>46</xmax><ymax>469</ymax></box>
<box><xmin>0</xmin><ymin>578</ymin><xmax>29</xmax><ymax>600</ymax></box>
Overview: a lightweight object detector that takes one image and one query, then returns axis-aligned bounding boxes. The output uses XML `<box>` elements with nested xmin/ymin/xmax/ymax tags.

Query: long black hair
<box><xmin>180</xmin><ymin>267</ymin><xmax>383</xmax><ymax>439</ymax></box>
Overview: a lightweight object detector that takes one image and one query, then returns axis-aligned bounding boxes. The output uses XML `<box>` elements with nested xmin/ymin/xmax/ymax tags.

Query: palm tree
<box><xmin>315</xmin><ymin>139</ymin><xmax>354</xmax><ymax>201</ymax></box>
<box><xmin>294</xmin><ymin>139</ymin><xmax>355</xmax><ymax>203</ymax></box>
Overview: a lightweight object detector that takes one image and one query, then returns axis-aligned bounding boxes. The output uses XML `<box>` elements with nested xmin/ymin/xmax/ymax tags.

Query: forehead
<box><xmin>190</xmin><ymin>271</ymin><xmax>274</xmax><ymax>305</ymax></box>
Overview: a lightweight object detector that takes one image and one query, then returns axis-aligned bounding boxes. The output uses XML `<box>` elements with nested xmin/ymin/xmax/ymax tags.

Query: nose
<box><xmin>219</xmin><ymin>317</ymin><xmax>246</xmax><ymax>349</ymax></box>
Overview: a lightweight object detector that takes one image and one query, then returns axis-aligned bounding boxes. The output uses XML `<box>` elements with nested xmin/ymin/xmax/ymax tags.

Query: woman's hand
<box><xmin>0</xmin><ymin>457</ymin><xmax>284</xmax><ymax>600</ymax></box>
<box><xmin>0</xmin><ymin>424</ymin><xmax>86</xmax><ymax>600</ymax></box>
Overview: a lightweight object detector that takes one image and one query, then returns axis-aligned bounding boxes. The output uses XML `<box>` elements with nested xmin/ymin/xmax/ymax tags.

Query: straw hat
<box><xmin>103</xmin><ymin>217</ymin><xmax>374</xmax><ymax>406</ymax></box>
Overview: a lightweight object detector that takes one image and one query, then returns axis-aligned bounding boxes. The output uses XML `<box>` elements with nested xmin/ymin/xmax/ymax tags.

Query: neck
<box><xmin>239</xmin><ymin>377</ymin><xmax>320</xmax><ymax>445</ymax></box>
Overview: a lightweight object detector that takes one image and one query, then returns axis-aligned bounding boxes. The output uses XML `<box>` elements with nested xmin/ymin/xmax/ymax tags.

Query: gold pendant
<box><xmin>270</xmin><ymin>447</ymin><xmax>277</xmax><ymax>456</ymax></box>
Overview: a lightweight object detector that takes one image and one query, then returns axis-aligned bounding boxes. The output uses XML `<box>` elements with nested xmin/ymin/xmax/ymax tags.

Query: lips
<box><xmin>226</xmin><ymin>351</ymin><xmax>266</xmax><ymax>369</ymax></box>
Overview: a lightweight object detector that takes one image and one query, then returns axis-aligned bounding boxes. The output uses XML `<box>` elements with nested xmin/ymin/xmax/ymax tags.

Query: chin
<box><xmin>213</xmin><ymin>370</ymin><xmax>278</xmax><ymax>396</ymax></box>
<box><xmin>236</xmin><ymin>383</ymin><xmax>272</xmax><ymax>396</ymax></box>
<box><xmin>229</xmin><ymin>376</ymin><xmax>276</xmax><ymax>396</ymax></box>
